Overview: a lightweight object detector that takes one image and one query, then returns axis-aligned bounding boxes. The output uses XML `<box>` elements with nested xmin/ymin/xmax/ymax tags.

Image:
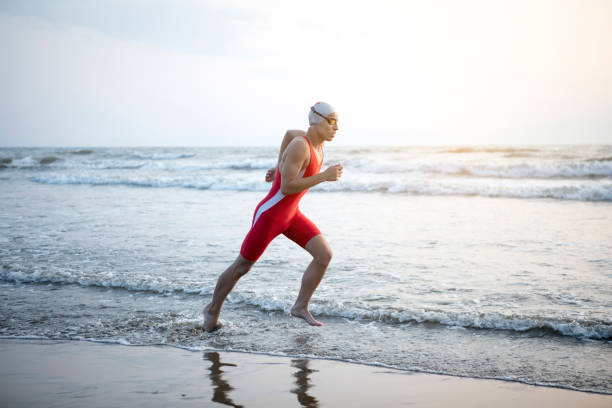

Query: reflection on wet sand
<box><xmin>204</xmin><ymin>351</ymin><xmax>243</xmax><ymax>408</ymax></box>
<box><xmin>203</xmin><ymin>351</ymin><xmax>320</xmax><ymax>407</ymax></box>
<box><xmin>291</xmin><ymin>359</ymin><xmax>320</xmax><ymax>408</ymax></box>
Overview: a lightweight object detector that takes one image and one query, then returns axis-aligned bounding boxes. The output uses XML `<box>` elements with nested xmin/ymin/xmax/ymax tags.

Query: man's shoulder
<box><xmin>286</xmin><ymin>129</ymin><xmax>306</xmax><ymax>138</ymax></box>
<box><xmin>288</xmin><ymin>135</ymin><xmax>309</xmax><ymax>149</ymax></box>
<box><xmin>286</xmin><ymin>135</ymin><xmax>310</xmax><ymax>157</ymax></box>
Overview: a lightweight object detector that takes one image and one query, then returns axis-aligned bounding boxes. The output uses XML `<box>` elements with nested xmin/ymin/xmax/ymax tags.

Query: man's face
<box><xmin>319</xmin><ymin>112</ymin><xmax>339</xmax><ymax>141</ymax></box>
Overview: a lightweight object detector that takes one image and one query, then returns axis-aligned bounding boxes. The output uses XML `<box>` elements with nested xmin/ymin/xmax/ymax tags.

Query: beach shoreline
<box><xmin>0</xmin><ymin>339</ymin><xmax>609</xmax><ymax>408</ymax></box>
<box><xmin>2</xmin><ymin>146</ymin><xmax>611</xmax><ymax>394</ymax></box>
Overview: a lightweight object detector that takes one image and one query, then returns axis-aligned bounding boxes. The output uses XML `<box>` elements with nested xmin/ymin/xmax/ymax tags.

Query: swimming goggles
<box><xmin>311</xmin><ymin>107</ymin><xmax>338</xmax><ymax>125</ymax></box>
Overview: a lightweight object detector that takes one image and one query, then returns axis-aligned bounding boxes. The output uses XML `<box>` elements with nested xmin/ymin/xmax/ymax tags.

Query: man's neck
<box><xmin>305</xmin><ymin>128</ymin><xmax>324</xmax><ymax>149</ymax></box>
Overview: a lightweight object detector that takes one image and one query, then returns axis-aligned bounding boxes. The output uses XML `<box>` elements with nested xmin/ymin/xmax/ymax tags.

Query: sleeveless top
<box><xmin>251</xmin><ymin>136</ymin><xmax>323</xmax><ymax>226</ymax></box>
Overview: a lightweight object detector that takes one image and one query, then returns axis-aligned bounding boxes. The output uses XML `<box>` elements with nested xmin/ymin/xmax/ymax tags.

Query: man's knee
<box><xmin>314</xmin><ymin>247</ymin><xmax>332</xmax><ymax>267</ymax></box>
<box><xmin>233</xmin><ymin>256</ymin><xmax>254</xmax><ymax>277</ymax></box>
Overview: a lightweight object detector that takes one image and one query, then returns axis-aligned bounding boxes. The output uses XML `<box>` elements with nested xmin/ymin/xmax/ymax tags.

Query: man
<box><xmin>203</xmin><ymin>102</ymin><xmax>342</xmax><ymax>332</ymax></box>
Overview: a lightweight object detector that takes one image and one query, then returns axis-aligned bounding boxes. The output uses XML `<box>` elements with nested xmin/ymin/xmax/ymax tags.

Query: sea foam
<box><xmin>2</xmin><ymin>266</ymin><xmax>609</xmax><ymax>340</ymax></box>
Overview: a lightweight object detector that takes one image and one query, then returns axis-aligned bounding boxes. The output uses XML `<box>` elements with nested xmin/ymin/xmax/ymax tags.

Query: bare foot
<box><xmin>203</xmin><ymin>304</ymin><xmax>221</xmax><ymax>332</ymax></box>
<box><xmin>290</xmin><ymin>306</ymin><xmax>323</xmax><ymax>327</ymax></box>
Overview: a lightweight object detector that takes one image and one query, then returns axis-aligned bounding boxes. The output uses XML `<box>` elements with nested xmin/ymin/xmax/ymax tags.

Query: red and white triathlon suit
<box><xmin>240</xmin><ymin>136</ymin><xmax>323</xmax><ymax>261</ymax></box>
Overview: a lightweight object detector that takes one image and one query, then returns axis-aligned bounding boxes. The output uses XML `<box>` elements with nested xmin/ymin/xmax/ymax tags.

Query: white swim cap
<box><xmin>308</xmin><ymin>101</ymin><xmax>336</xmax><ymax>125</ymax></box>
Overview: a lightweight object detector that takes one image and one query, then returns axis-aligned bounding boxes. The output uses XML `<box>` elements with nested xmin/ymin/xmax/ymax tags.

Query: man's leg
<box><xmin>204</xmin><ymin>255</ymin><xmax>255</xmax><ymax>332</ymax></box>
<box><xmin>291</xmin><ymin>234</ymin><xmax>332</xmax><ymax>326</ymax></box>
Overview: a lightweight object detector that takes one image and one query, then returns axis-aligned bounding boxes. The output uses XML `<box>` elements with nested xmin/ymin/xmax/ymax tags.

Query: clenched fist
<box><xmin>322</xmin><ymin>164</ymin><xmax>343</xmax><ymax>181</ymax></box>
<box><xmin>265</xmin><ymin>168</ymin><xmax>276</xmax><ymax>182</ymax></box>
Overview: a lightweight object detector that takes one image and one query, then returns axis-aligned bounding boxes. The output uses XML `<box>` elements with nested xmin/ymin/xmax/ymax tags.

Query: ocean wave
<box><xmin>0</xmin><ymin>158</ymin><xmax>12</xmax><ymax>168</ymax></box>
<box><xmin>76</xmin><ymin>160</ymin><xmax>269</xmax><ymax>171</ymax></box>
<box><xmin>345</xmin><ymin>160</ymin><xmax>612</xmax><ymax>179</ymax></box>
<box><xmin>28</xmin><ymin>173</ymin><xmax>612</xmax><ymax>201</ymax></box>
<box><xmin>0</xmin><ymin>266</ymin><xmax>207</xmax><ymax>297</ymax></box>
<box><xmin>139</xmin><ymin>161</ymin><xmax>273</xmax><ymax>171</ymax></box>
<box><xmin>319</xmin><ymin>179</ymin><xmax>612</xmax><ymax>202</ymax></box>
<box><xmin>227</xmin><ymin>292</ymin><xmax>611</xmax><ymax>340</ymax></box>
<box><xmin>586</xmin><ymin>156</ymin><xmax>612</xmax><ymax>162</ymax></box>
<box><xmin>39</xmin><ymin>156</ymin><xmax>58</xmax><ymax>164</ymax></box>
<box><xmin>2</xmin><ymin>268</ymin><xmax>609</xmax><ymax>340</ymax></box>
<box><xmin>4</xmin><ymin>157</ymin><xmax>272</xmax><ymax>172</ymax></box>
<box><xmin>1</xmin><ymin>155</ymin><xmax>65</xmax><ymax>168</ymax></box>
<box><xmin>1</xmin><ymin>156</ymin><xmax>43</xmax><ymax>168</ymax></box>
<box><xmin>4</xmin><ymin>148</ymin><xmax>612</xmax><ymax>179</ymax></box>
<box><xmin>441</xmin><ymin>147</ymin><xmax>540</xmax><ymax>154</ymax></box>
<box><xmin>61</xmin><ymin>160</ymin><xmax>146</xmax><ymax>170</ymax></box>
<box><xmin>28</xmin><ymin>174</ymin><xmax>266</xmax><ymax>191</ymax></box>
<box><xmin>131</xmin><ymin>152</ymin><xmax>196</xmax><ymax>160</ymax></box>
<box><xmin>69</xmin><ymin>149</ymin><xmax>94</xmax><ymax>155</ymax></box>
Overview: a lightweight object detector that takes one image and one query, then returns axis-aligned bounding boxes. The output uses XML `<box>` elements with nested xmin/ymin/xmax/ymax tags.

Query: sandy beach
<box><xmin>0</xmin><ymin>339</ymin><xmax>609</xmax><ymax>408</ymax></box>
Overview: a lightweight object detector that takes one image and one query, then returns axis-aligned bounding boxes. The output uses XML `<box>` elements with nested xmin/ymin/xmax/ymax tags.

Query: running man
<box><xmin>203</xmin><ymin>102</ymin><xmax>342</xmax><ymax>332</ymax></box>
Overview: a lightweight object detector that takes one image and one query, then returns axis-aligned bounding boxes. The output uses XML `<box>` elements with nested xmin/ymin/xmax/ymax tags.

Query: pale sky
<box><xmin>0</xmin><ymin>0</ymin><xmax>610</xmax><ymax>147</ymax></box>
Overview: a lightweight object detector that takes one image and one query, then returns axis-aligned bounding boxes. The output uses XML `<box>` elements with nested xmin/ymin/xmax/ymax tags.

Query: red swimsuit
<box><xmin>240</xmin><ymin>136</ymin><xmax>323</xmax><ymax>261</ymax></box>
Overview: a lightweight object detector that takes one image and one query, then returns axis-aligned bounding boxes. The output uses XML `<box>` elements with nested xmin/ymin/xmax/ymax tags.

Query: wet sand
<box><xmin>0</xmin><ymin>339</ymin><xmax>609</xmax><ymax>407</ymax></box>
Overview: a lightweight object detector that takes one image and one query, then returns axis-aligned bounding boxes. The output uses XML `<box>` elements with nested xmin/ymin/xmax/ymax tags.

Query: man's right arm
<box><xmin>280</xmin><ymin>139</ymin><xmax>342</xmax><ymax>195</ymax></box>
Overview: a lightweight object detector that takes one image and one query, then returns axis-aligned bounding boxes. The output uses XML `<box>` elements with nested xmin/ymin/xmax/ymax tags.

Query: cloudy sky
<box><xmin>0</xmin><ymin>0</ymin><xmax>610</xmax><ymax>146</ymax></box>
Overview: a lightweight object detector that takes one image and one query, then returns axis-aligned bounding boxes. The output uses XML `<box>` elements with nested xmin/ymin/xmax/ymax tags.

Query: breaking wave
<box><xmin>28</xmin><ymin>173</ymin><xmax>612</xmax><ymax>201</ymax></box>
<box><xmin>2</xmin><ymin>267</ymin><xmax>609</xmax><ymax>340</ymax></box>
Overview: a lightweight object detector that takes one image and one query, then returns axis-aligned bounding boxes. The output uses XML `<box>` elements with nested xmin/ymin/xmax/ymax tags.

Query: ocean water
<box><xmin>1</xmin><ymin>145</ymin><xmax>611</xmax><ymax>394</ymax></box>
